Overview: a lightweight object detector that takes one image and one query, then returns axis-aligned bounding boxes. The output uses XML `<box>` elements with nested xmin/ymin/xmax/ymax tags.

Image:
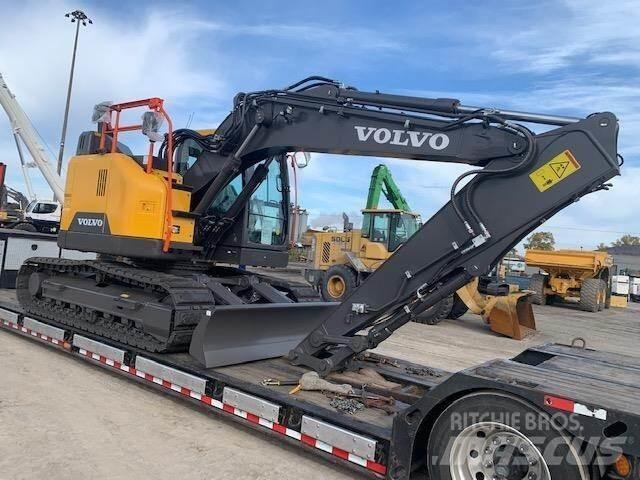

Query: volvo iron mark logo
<box><xmin>71</xmin><ymin>212</ymin><xmax>109</xmax><ymax>233</ymax></box>
<box><xmin>77</xmin><ymin>217</ymin><xmax>104</xmax><ymax>227</ymax></box>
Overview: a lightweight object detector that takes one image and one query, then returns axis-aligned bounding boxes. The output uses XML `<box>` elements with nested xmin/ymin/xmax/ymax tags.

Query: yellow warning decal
<box><xmin>529</xmin><ymin>149</ymin><xmax>581</xmax><ymax>192</ymax></box>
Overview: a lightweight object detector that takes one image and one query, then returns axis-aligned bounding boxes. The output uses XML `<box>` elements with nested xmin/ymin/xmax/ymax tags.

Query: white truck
<box><xmin>10</xmin><ymin>199</ymin><xmax>61</xmax><ymax>234</ymax></box>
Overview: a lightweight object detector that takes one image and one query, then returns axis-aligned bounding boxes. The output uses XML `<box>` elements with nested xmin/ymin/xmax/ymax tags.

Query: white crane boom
<box><xmin>0</xmin><ymin>72</ymin><xmax>65</xmax><ymax>203</ymax></box>
<box><xmin>12</xmin><ymin>132</ymin><xmax>36</xmax><ymax>200</ymax></box>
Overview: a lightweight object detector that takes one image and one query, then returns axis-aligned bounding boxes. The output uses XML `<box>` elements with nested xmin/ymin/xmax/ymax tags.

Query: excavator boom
<box><xmin>180</xmin><ymin>78</ymin><xmax>619</xmax><ymax>373</ymax></box>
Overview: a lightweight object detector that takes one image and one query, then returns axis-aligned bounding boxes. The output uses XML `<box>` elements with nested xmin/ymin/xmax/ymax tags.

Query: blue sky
<box><xmin>0</xmin><ymin>0</ymin><xmax>638</xmax><ymax>250</ymax></box>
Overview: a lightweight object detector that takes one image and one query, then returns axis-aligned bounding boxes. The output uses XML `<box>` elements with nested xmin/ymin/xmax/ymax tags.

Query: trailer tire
<box><xmin>427</xmin><ymin>391</ymin><xmax>592</xmax><ymax>480</ymax></box>
<box><xmin>447</xmin><ymin>293</ymin><xmax>469</xmax><ymax>319</ymax></box>
<box><xmin>413</xmin><ymin>294</ymin><xmax>454</xmax><ymax>325</ymax></box>
<box><xmin>580</xmin><ymin>279</ymin><xmax>605</xmax><ymax>313</ymax></box>
<box><xmin>529</xmin><ymin>274</ymin><xmax>547</xmax><ymax>305</ymax></box>
<box><xmin>13</xmin><ymin>222</ymin><xmax>37</xmax><ymax>232</ymax></box>
<box><xmin>321</xmin><ymin>265</ymin><xmax>357</xmax><ymax>302</ymax></box>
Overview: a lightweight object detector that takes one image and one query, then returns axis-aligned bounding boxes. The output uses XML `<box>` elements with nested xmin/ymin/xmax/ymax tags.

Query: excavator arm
<box><xmin>177</xmin><ymin>77</ymin><xmax>619</xmax><ymax>374</ymax></box>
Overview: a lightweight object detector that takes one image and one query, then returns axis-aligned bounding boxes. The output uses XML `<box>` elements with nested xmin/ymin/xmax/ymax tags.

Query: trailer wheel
<box><xmin>13</xmin><ymin>222</ymin><xmax>37</xmax><ymax>232</ymax></box>
<box><xmin>320</xmin><ymin>265</ymin><xmax>357</xmax><ymax>302</ymax></box>
<box><xmin>580</xmin><ymin>278</ymin><xmax>605</xmax><ymax>313</ymax></box>
<box><xmin>529</xmin><ymin>274</ymin><xmax>547</xmax><ymax>305</ymax></box>
<box><xmin>427</xmin><ymin>392</ymin><xmax>592</xmax><ymax>480</ymax></box>
<box><xmin>413</xmin><ymin>294</ymin><xmax>454</xmax><ymax>325</ymax></box>
<box><xmin>447</xmin><ymin>293</ymin><xmax>469</xmax><ymax>319</ymax></box>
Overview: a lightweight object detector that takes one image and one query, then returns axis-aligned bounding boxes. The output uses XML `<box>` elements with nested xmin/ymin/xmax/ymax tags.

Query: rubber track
<box><xmin>17</xmin><ymin>258</ymin><xmax>215</xmax><ymax>353</ymax></box>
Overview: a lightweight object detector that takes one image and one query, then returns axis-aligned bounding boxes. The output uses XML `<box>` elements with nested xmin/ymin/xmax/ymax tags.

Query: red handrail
<box><xmin>98</xmin><ymin>98</ymin><xmax>174</xmax><ymax>252</ymax></box>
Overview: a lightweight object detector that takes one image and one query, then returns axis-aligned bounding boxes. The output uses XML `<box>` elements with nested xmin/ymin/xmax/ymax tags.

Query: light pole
<box><xmin>56</xmin><ymin>10</ymin><xmax>92</xmax><ymax>176</ymax></box>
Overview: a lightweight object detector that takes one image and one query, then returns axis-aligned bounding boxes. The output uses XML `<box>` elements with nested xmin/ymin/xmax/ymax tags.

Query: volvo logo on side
<box><xmin>354</xmin><ymin>126</ymin><xmax>450</xmax><ymax>150</ymax></box>
<box><xmin>77</xmin><ymin>218</ymin><xmax>104</xmax><ymax>227</ymax></box>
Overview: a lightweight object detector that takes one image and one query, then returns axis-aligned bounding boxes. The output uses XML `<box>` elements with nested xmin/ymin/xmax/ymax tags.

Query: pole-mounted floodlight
<box><xmin>56</xmin><ymin>10</ymin><xmax>92</xmax><ymax>176</ymax></box>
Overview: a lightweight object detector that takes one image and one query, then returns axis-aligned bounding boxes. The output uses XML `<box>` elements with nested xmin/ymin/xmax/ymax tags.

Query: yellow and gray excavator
<box><xmin>17</xmin><ymin>76</ymin><xmax>619</xmax><ymax>372</ymax></box>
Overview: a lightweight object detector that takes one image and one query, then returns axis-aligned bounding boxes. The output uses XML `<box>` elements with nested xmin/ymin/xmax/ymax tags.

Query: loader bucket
<box><xmin>189</xmin><ymin>302</ymin><xmax>339</xmax><ymax>368</ymax></box>
<box><xmin>485</xmin><ymin>293</ymin><xmax>536</xmax><ymax>340</ymax></box>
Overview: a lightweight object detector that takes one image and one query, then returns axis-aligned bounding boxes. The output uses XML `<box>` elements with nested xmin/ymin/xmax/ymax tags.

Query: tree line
<box><xmin>522</xmin><ymin>232</ymin><xmax>640</xmax><ymax>251</ymax></box>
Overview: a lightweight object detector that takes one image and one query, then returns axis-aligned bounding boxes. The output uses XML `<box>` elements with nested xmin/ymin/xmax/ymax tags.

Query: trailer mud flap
<box><xmin>189</xmin><ymin>302</ymin><xmax>338</xmax><ymax>368</ymax></box>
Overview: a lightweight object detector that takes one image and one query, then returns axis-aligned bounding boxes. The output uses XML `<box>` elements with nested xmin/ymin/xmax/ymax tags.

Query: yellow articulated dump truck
<box><xmin>524</xmin><ymin>249</ymin><xmax>613</xmax><ymax>312</ymax></box>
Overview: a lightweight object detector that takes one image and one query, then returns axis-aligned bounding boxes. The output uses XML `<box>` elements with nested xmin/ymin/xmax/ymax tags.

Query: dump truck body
<box><xmin>525</xmin><ymin>249</ymin><xmax>614</xmax><ymax>311</ymax></box>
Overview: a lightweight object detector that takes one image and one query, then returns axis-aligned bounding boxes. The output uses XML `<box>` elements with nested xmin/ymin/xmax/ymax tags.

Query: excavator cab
<box><xmin>361</xmin><ymin>209</ymin><xmax>420</xmax><ymax>252</ymax></box>
<box><xmin>199</xmin><ymin>155</ymin><xmax>291</xmax><ymax>266</ymax></box>
<box><xmin>59</xmin><ymin>99</ymin><xmax>292</xmax><ymax>268</ymax></box>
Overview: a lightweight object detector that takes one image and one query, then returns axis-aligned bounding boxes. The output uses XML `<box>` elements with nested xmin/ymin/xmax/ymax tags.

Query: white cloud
<box><xmin>484</xmin><ymin>0</ymin><xmax>640</xmax><ymax>74</ymax></box>
<box><xmin>0</xmin><ymin>1</ymin><xmax>228</xmax><ymax>195</ymax></box>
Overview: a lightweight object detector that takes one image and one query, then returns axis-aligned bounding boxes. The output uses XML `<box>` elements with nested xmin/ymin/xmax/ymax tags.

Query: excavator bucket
<box><xmin>484</xmin><ymin>293</ymin><xmax>536</xmax><ymax>340</ymax></box>
<box><xmin>189</xmin><ymin>302</ymin><xmax>338</xmax><ymax>368</ymax></box>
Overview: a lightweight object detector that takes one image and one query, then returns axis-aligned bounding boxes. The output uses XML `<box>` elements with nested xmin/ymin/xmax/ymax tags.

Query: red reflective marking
<box><xmin>162</xmin><ymin>380</ymin><xmax>171</xmax><ymax>389</ymax></box>
<box><xmin>544</xmin><ymin>395</ymin><xmax>575</xmax><ymax>413</ymax></box>
<box><xmin>201</xmin><ymin>395</ymin><xmax>213</xmax><ymax>405</ymax></box>
<box><xmin>222</xmin><ymin>404</ymin><xmax>235</xmax><ymax>414</ymax></box>
<box><xmin>332</xmin><ymin>447</ymin><xmax>349</xmax><ymax>460</ymax></box>
<box><xmin>180</xmin><ymin>387</ymin><xmax>190</xmax><ymax>396</ymax></box>
<box><xmin>246</xmin><ymin>413</ymin><xmax>260</xmax><ymax>424</ymax></box>
<box><xmin>272</xmin><ymin>423</ymin><xmax>287</xmax><ymax>435</ymax></box>
<box><xmin>144</xmin><ymin>373</ymin><xmax>154</xmax><ymax>382</ymax></box>
<box><xmin>301</xmin><ymin>434</ymin><xmax>316</xmax><ymax>447</ymax></box>
<box><xmin>366</xmin><ymin>460</ymin><xmax>387</xmax><ymax>475</ymax></box>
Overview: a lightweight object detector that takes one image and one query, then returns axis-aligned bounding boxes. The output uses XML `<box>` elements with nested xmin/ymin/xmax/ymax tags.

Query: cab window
<box><xmin>248</xmin><ymin>160</ymin><xmax>286</xmax><ymax>246</ymax></box>
<box><xmin>207</xmin><ymin>174</ymin><xmax>242</xmax><ymax>216</ymax></box>
<box><xmin>361</xmin><ymin>213</ymin><xmax>372</xmax><ymax>238</ymax></box>
<box><xmin>389</xmin><ymin>214</ymin><xmax>418</xmax><ymax>251</ymax></box>
<box><xmin>371</xmin><ymin>213</ymin><xmax>390</xmax><ymax>244</ymax></box>
<box><xmin>175</xmin><ymin>139</ymin><xmax>202</xmax><ymax>176</ymax></box>
<box><xmin>30</xmin><ymin>202</ymin><xmax>58</xmax><ymax>214</ymax></box>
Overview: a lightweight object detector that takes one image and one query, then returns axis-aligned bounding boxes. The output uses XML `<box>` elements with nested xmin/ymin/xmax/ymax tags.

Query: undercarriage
<box><xmin>17</xmin><ymin>257</ymin><xmax>321</xmax><ymax>354</ymax></box>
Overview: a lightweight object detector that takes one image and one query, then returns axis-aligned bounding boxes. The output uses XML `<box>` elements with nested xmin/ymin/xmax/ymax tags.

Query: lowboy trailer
<box><xmin>2</xmin><ymin>300</ymin><xmax>639</xmax><ymax>479</ymax></box>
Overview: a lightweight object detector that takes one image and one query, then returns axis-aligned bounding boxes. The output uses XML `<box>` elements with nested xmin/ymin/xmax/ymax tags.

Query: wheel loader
<box><xmin>305</xmin><ymin>164</ymin><xmax>535</xmax><ymax>338</ymax></box>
